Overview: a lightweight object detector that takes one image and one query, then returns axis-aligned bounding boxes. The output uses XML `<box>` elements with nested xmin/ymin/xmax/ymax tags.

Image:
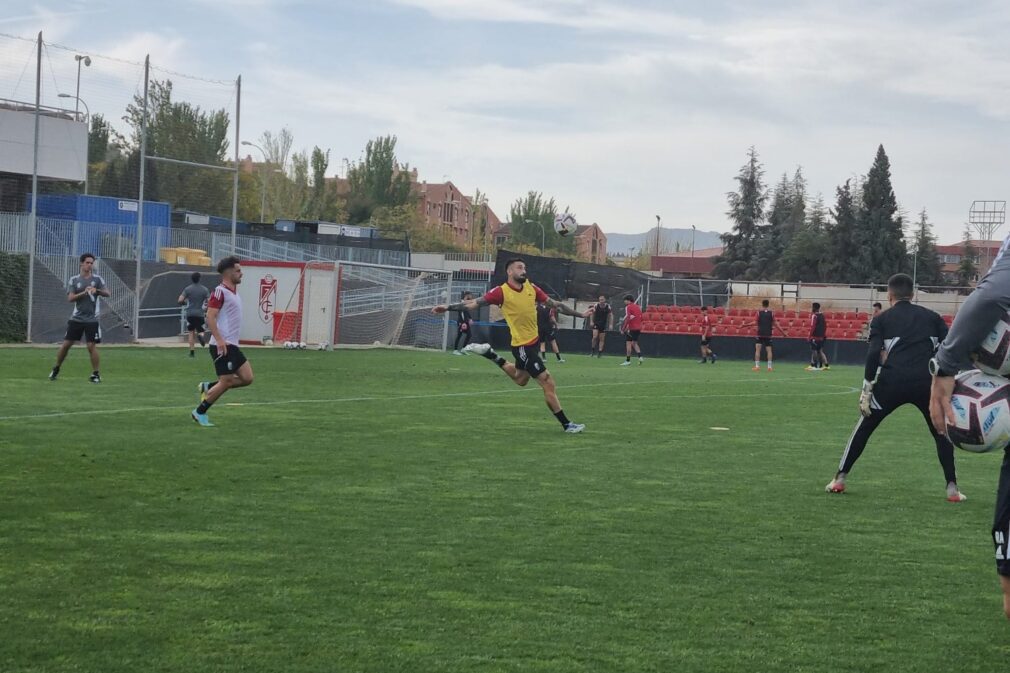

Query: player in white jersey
<box><xmin>191</xmin><ymin>256</ymin><xmax>254</xmax><ymax>426</ymax></box>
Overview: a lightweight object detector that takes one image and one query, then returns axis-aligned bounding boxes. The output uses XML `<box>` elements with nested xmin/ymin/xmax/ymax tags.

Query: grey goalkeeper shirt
<box><xmin>68</xmin><ymin>274</ymin><xmax>105</xmax><ymax>323</ymax></box>
<box><xmin>181</xmin><ymin>283</ymin><xmax>211</xmax><ymax>318</ymax></box>
<box><xmin>935</xmin><ymin>235</ymin><xmax>1010</xmax><ymax>373</ymax></box>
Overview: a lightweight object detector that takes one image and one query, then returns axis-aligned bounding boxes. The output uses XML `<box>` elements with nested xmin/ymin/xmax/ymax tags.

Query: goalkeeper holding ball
<box><xmin>824</xmin><ymin>273</ymin><xmax>963</xmax><ymax>502</ymax></box>
<box><xmin>433</xmin><ymin>258</ymin><xmax>586</xmax><ymax>433</ymax></box>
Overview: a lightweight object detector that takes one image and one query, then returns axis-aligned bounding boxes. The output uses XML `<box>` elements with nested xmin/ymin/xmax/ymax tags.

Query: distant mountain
<box><xmin>605</xmin><ymin>228</ymin><xmax>724</xmax><ymax>256</ymax></box>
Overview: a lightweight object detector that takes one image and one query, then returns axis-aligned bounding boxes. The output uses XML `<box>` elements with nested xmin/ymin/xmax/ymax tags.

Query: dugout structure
<box><xmin>239</xmin><ymin>260</ymin><xmax>454</xmax><ymax>350</ymax></box>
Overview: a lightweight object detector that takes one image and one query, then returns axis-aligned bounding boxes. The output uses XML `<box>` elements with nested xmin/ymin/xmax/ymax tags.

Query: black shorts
<box><xmin>186</xmin><ymin>316</ymin><xmax>206</xmax><ymax>332</ymax></box>
<box><xmin>512</xmin><ymin>343</ymin><xmax>547</xmax><ymax>377</ymax></box>
<box><xmin>995</xmin><ymin>448</ymin><xmax>1010</xmax><ymax>577</ymax></box>
<box><xmin>756</xmin><ymin>337</ymin><xmax>773</xmax><ymax>347</ymax></box>
<box><xmin>209</xmin><ymin>344</ymin><xmax>248</xmax><ymax>377</ymax></box>
<box><xmin>65</xmin><ymin>321</ymin><xmax>100</xmax><ymax>343</ymax></box>
<box><xmin>539</xmin><ymin>329</ymin><xmax>556</xmax><ymax>343</ymax></box>
<box><xmin>810</xmin><ymin>338</ymin><xmax>826</xmax><ymax>351</ymax></box>
<box><xmin>700</xmin><ymin>337</ymin><xmax>712</xmax><ymax>346</ymax></box>
<box><xmin>593</xmin><ymin>322</ymin><xmax>608</xmax><ymax>333</ymax></box>
<box><xmin>626</xmin><ymin>330</ymin><xmax>641</xmax><ymax>342</ymax></box>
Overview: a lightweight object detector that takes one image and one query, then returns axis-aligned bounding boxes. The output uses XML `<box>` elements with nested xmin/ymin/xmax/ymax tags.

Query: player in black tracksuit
<box><xmin>825</xmin><ymin>273</ymin><xmax>965</xmax><ymax>502</ymax></box>
<box><xmin>452</xmin><ymin>292</ymin><xmax>475</xmax><ymax>354</ymax></box>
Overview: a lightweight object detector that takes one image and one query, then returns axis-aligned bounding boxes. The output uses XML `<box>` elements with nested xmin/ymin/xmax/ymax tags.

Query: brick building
<box><xmin>574</xmin><ymin>223</ymin><xmax>607</xmax><ymax>264</ymax></box>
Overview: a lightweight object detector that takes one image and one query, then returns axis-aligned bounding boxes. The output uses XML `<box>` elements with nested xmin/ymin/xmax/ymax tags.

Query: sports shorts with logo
<box><xmin>65</xmin><ymin>320</ymin><xmax>100</xmax><ymax>343</ymax></box>
<box><xmin>995</xmin><ymin>448</ymin><xmax>1010</xmax><ymax>577</ymax></box>
<box><xmin>756</xmin><ymin>336</ymin><xmax>773</xmax><ymax>347</ymax></box>
<box><xmin>626</xmin><ymin>330</ymin><xmax>641</xmax><ymax>342</ymax></box>
<box><xmin>209</xmin><ymin>344</ymin><xmax>248</xmax><ymax>377</ymax></box>
<box><xmin>512</xmin><ymin>343</ymin><xmax>547</xmax><ymax>377</ymax></box>
<box><xmin>187</xmin><ymin>316</ymin><xmax>206</xmax><ymax>332</ymax></box>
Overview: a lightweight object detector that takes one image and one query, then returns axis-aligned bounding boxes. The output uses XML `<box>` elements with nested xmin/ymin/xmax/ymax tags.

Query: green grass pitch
<box><xmin>1</xmin><ymin>347</ymin><xmax>1008</xmax><ymax>672</ymax></box>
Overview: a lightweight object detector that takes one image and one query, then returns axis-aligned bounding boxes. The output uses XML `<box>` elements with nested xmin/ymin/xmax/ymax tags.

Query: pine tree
<box><xmin>780</xmin><ymin>194</ymin><xmax>827</xmax><ymax>282</ymax></box>
<box><xmin>959</xmin><ymin>226</ymin><xmax>978</xmax><ymax>286</ymax></box>
<box><xmin>823</xmin><ymin>180</ymin><xmax>859</xmax><ymax>283</ymax></box>
<box><xmin>909</xmin><ymin>209</ymin><xmax>944</xmax><ymax>287</ymax></box>
<box><xmin>854</xmin><ymin>145</ymin><xmax>906</xmax><ymax>282</ymax></box>
<box><xmin>712</xmin><ymin>147</ymin><xmax>767</xmax><ymax>279</ymax></box>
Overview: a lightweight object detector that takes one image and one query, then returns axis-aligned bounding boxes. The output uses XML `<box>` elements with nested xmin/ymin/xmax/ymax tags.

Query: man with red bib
<box><xmin>433</xmin><ymin>258</ymin><xmax>585</xmax><ymax>433</ymax></box>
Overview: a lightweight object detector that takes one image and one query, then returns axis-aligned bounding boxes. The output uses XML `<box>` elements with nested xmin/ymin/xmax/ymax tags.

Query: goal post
<box><xmin>238</xmin><ymin>259</ymin><xmax>456</xmax><ymax>350</ymax></box>
<box><xmin>333</xmin><ymin>261</ymin><xmax>453</xmax><ymax>350</ymax></box>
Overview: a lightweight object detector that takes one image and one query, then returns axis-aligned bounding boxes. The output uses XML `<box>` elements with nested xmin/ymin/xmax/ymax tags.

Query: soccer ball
<box><xmin>554</xmin><ymin>213</ymin><xmax>577</xmax><ymax>237</ymax></box>
<box><xmin>946</xmin><ymin>369</ymin><xmax>1010</xmax><ymax>453</ymax></box>
<box><xmin>298</xmin><ymin>342</ymin><xmax>307</xmax><ymax>350</ymax></box>
<box><xmin>283</xmin><ymin>341</ymin><xmax>292</xmax><ymax>349</ymax></box>
<box><xmin>973</xmin><ymin>311</ymin><xmax>1010</xmax><ymax>375</ymax></box>
<box><xmin>316</xmin><ymin>341</ymin><xmax>329</xmax><ymax>351</ymax></box>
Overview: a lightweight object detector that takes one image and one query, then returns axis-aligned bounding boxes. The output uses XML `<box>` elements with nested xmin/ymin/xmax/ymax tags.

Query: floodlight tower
<box><xmin>969</xmin><ymin>200</ymin><xmax>1007</xmax><ymax>275</ymax></box>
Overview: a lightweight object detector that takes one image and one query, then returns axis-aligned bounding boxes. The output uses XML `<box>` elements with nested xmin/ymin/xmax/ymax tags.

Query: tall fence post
<box><xmin>25</xmin><ymin>32</ymin><xmax>42</xmax><ymax>343</ymax></box>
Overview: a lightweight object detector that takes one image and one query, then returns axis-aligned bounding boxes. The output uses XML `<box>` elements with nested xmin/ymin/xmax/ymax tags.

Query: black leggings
<box><xmin>454</xmin><ymin>328</ymin><xmax>471</xmax><ymax>351</ymax></box>
<box><xmin>837</xmin><ymin>377</ymin><xmax>956</xmax><ymax>484</ymax></box>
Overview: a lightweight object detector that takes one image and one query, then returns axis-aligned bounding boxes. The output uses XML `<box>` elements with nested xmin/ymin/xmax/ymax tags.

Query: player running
<box><xmin>699</xmin><ymin>306</ymin><xmax>717</xmax><ymax>364</ymax></box>
<box><xmin>620</xmin><ymin>294</ymin><xmax>644</xmax><ymax>366</ymax></box>
<box><xmin>191</xmin><ymin>256</ymin><xmax>254</xmax><ymax>427</ymax></box>
<box><xmin>178</xmin><ymin>271</ymin><xmax>210</xmax><ymax>358</ymax></box>
<box><xmin>587</xmin><ymin>295</ymin><xmax>613</xmax><ymax>357</ymax></box>
<box><xmin>537</xmin><ymin>302</ymin><xmax>565</xmax><ymax>363</ymax></box>
<box><xmin>744</xmin><ymin>300</ymin><xmax>786</xmax><ymax>371</ymax></box>
<box><xmin>825</xmin><ymin>273</ymin><xmax>964</xmax><ymax>502</ymax></box>
<box><xmin>806</xmin><ymin>303</ymin><xmax>830</xmax><ymax>371</ymax></box>
<box><xmin>432</xmin><ymin>258</ymin><xmax>585</xmax><ymax>433</ymax></box>
<box><xmin>452</xmin><ymin>291</ymin><xmax>475</xmax><ymax>355</ymax></box>
<box><xmin>929</xmin><ymin>237</ymin><xmax>1010</xmax><ymax>620</ymax></box>
<box><xmin>49</xmin><ymin>253</ymin><xmax>109</xmax><ymax>383</ymax></box>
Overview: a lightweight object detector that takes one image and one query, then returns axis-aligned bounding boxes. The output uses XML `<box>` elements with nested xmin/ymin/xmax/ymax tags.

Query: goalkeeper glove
<box><xmin>859</xmin><ymin>380</ymin><xmax>874</xmax><ymax>417</ymax></box>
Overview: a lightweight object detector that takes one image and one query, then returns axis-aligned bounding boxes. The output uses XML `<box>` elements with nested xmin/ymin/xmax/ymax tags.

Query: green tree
<box><xmin>88</xmin><ymin>113</ymin><xmax>111</xmax><ymax>164</ymax></box>
<box><xmin>909</xmin><ymin>209</ymin><xmax>945</xmax><ymax>287</ymax></box>
<box><xmin>712</xmin><ymin>146</ymin><xmax>767</xmax><ymax>279</ymax></box>
<box><xmin>507</xmin><ymin>191</ymin><xmax>575</xmax><ymax>255</ymax></box>
<box><xmin>822</xmin><ymin>180</ymin><xmax>860</xmax><ymax>283</ymax></box>
<box><xmin>854</xmin><ymin>145</ymin><xmax>906</xmax><ymax>282</ymax></box>
<box><xmin>780</xmin><ymin>194</ymin><xmax>828</xmax><ymax>282</ymax></box>
<box><xmin>346</xmin><ymin>135</ymin><xmax>413</xmax><ymax>224</ymax></box>
<box><xmin>122</xmin><ymin>79</ymin><xmax>232</xmax><ymax>216</ymax></box>
<box><xmin>958</xmin><ymin>227</ymin><xmax>978</xmax><ymax>286</ymax></box>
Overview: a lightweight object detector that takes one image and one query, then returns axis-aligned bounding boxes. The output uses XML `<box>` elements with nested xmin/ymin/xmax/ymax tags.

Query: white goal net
<box><xmin>272</xmin><ymin>260</ymin><xmax>454</xmax><ymax>350</ymax></box>
<box><xmin>336</xmin><ymin>261</ymin><xmax>453</xmax><ymax>350</ymax></box>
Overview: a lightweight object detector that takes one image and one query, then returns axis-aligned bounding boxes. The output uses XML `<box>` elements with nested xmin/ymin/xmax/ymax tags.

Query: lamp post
<box><xmin>58</xmin><ymin>93</ymin><xmax>90</xmax><ymax>195</ymax></box>
<box><xmin>525</xmin><ymin>219</ymin><xmax>545</xmax><ymax>253</ymax></box>
<box><xmin>241</xmin><ymin>140</ymin><xmax>269</xmax><ymax>223</ymax></box>
<box><xmin>74</xmin><ymin>54</ymin><xmax>90</xmax><ymax>118</ymax></box>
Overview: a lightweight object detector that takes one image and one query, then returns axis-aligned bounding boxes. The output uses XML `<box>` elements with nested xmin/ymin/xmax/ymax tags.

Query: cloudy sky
<box><xmin>2</xmin><ymin>0</ymin><xmax>1007</xmax><ymax>243</ymax></box>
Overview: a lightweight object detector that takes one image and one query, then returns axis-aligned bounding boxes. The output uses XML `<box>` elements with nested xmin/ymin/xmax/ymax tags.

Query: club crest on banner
<box><xmin>259</xmin><ymin>274</ymin><xmax>277</xmax><ymax>323</ymax></box>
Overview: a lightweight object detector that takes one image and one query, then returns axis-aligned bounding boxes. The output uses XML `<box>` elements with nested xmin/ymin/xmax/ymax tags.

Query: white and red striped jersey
<box><xmin>207</xmin><ymin>283</ymin><xmax>242</xmax><ymax>346</ymax></box>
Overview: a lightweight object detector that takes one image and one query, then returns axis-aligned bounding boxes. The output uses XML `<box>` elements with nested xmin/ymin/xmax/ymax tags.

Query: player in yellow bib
<box><xmin>433</xmin><ymin>258</ymin><xmax>586</xmax><ymax>433</ymax></box>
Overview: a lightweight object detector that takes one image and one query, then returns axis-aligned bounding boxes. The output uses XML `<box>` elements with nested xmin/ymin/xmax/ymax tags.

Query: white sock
<box><xmin>768</xmin><ymin>360</ymin><xmax>773</xmax><ymax>368</ymax></box>
<box><xmin>755</xmin><ymin>360</ymin><xmax>760</xmax><ymax>368</ymax></box>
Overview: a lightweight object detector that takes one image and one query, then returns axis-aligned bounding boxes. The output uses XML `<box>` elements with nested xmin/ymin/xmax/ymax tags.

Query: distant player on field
<box><xmin>743</xmin><ymin>299</ymin><xmax>785</xmax><ymax>371</ymax></box>
<box><xmin>699</xmin><ymin>306</ymin><xmax>717</xmax><ymax>364</ymax></box>
<box><xmin>826</xmin><ymin>273</ymin><xmax>964</xmax><ymax>502</ymax></box>
<box><xmin>620</xmin><ymin>294</ymin><xmax>644</xmax><ymax>366</ymax></box>
<box><xmin>587</xmin><ymin>295</ymin><xmax>613</xmax><ymax>357</ymax></box>
<box><xmin>178</xmin><ymin>272</ymin><xmax>210</xmax><ymax>358</ymax></box>
<box><xmin>191</xmin><ymin>256</ymin><xmax>254</xmax><ymax>427</ymax></box>
<box><xmin>537</xmin><ymin>302</ymin><xmax>564</xmax><ymax>362</ymax></box>
<box><xmin>452</xmin><ymin>291</ymin><xmax>475</xmax><ymax>355</ymax></box>
<box><xmin>49</xmin><ymin>252</ymin><xmax>109</xmax><ymax>383</ymax></box>
<box><xmin>806</xmin><ymin>303</ymin><xmax>830</xmax><ymax>371</ymax></box>
<box><xmin>432</xmin><ymin>258</ymin><xmax>585</xmax><ymax>433</ymax></box>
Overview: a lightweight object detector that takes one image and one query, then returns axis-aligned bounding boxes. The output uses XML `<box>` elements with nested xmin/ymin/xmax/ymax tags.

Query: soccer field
<box><xmin>1</xmin><ymin>347</ymin><xmax>1007</xmax><ymax>672</ymax></box>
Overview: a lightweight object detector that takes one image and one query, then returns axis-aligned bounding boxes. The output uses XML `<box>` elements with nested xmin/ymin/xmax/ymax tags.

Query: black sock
<box><xmin>92</xmin><ymin>370</ymin><xmax>99</xmax><ymax>376</ymax></box>
<box><xmin>626</xmin><ymin>356</ymin><xmax>631</xmax><ymax>362</ymax></box>
<box><xmin>554</xmin><ymin>410</ymin><xmax>571</xmax><ymax>427</ymax></box>
<box><xmin>494</xmin><ymin>356</ymin><xmax>507</xmax><ymax>368</ymax></box>
<box><xmin>555</xmin><ymin>352</ymin><xmax>562</xmax><ymax>360</ymax></box>
<box><xmin>197</xmin><ymin>399</ymin><xmax>213</xmax><ymax>414</ymax></box>
<box><xmin>51</xmin><ymin>365</ymin><xmax>60</xmax><ymax>373</ymax></box>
